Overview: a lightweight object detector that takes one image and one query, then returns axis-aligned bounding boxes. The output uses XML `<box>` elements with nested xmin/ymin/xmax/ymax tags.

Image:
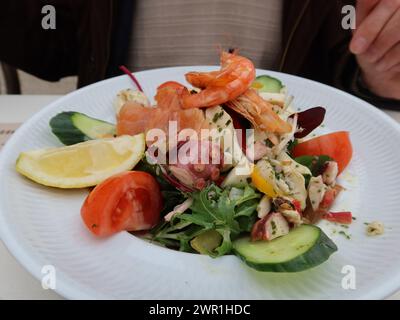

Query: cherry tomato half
<box><xmin>81</xmin><ymin>171</ymin><xmax>163</xmax><ymax>237</ymax></box>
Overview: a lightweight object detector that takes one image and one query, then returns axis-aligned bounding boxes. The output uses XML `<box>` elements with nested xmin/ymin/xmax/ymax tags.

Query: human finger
<box><xmin>350</xmin><ymin>0</ymin><xmax>400</xmax><ymax>54</ymax></box>
<box><xmin>365</xmin><ymin>8</ymin><xmax>400</xmax><ymax>63</ymax></box>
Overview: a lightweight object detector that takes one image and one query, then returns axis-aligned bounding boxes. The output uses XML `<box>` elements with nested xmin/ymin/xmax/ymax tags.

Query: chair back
<box><xmin>1</xmin><ymin>63</ymin><xmax>21</xmax><ymax>94</ymax></box>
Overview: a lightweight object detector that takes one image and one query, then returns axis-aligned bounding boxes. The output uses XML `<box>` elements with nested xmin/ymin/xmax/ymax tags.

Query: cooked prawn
<box><xmin>182</xmin><ymin>51</ymin><xmax>255</xmax><ymax>109</ymax></box>
<box><xmin>185</xmin><ymin>71</ymin><xmax>220</xmax><ymax>89</ymax></box>
<box><xmin>155</xmin><ymin>81</ymin><xmax>189</xmax><ymax>111</ymax></box>
<box><xmin>226</xmin><ymin>88</ymin><xmax>292</xmax><ymax>134</ymax></box>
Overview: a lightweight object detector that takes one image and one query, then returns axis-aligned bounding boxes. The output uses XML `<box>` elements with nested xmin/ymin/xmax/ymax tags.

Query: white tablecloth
<box><xmin>0</xmin><ymin>95</ymin><xmax>399</xmax><ymax>300</ymax></box>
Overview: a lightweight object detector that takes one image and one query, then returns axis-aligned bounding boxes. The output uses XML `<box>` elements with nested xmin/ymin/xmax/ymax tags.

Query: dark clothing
<box><xmin>0</xmin><ymin>0</ymin><xmax>398</xmax><ymax>109</ymax></box>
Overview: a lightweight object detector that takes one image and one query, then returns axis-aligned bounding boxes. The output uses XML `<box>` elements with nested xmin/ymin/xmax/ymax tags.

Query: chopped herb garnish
<box><xmin>274</xmin><ymin>171</ymin><xmax>282</xmax><ymax>180</ymax></box>
<box><xmin>271</xmin><ymin>220</ymin><xmax>277</xmax><ymax>235</ymax></box>
<box><xmin>225</xmin><ymin>119</ymin><xmax>231</xmax><ymax>126</ymax></box>
<box><xmin>339</xmin><ymin>230</ymin><xmax>351</xmax><ymax>239</ymax></box>
<box><xmin>265</xmin><ymin>139</ymin><xmax>274</xmax><ymax>148</ymax></box>
<box><xmin>212</xmin><ymin>111</ymin><xmax>224</xmax><ymax>123</ymax></box>
<box><xmin>287</xmin><ymin>139</ymin><xmax>298</xmax><ymax>154</ymax></box>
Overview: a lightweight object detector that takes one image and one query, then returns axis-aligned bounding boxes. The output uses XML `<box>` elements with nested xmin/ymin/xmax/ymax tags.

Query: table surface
<box><xmin>0</xmin><ymin>94</ymin><xmax>399</xmax><ymax>300</ymax></box>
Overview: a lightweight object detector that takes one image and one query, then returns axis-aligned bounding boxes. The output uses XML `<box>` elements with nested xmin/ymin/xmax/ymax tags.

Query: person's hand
<box><xmin>350</xmin><ymin>0</ymin><xmax>400</xmax><ymax>100</ymax></box>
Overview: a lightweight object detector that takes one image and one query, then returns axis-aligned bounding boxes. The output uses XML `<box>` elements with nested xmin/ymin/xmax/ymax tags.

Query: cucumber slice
<box><xmin>233</xmin><ymin>225</ymin><xmax>337</xmax><ymax>272</ymax></box>
<box><xmin>50</xmin><ymin>112</ymin><xmax>116</xmax><ymax>145</ymax></box>
<box><xmin>252</xmin><ymin>75</ymin><xmax>283</xmax><ymax>93</ymax></box>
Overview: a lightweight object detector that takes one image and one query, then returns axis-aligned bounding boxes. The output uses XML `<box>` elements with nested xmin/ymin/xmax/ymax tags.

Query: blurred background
<box><xmin>0</xmin><ymin>65</ymin><xmax>76</xmax><ymax>95</ymax></box>
<box><xmin>0</xmin><ymin>0</ymin><xmax>398</xmax><ymax>106</ymax></box>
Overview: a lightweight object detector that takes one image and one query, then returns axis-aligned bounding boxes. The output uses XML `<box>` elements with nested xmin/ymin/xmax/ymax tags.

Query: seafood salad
<box><xmin>16</xmin><ymin>51</ymin><xmax>355</xmax><ymax>272</ymax></box>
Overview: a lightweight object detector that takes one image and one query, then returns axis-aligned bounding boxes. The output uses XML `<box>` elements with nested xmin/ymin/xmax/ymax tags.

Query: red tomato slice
<box><xmin>292</xmin><ymin>131</ymin><xmax>352</xmax><ymax>174</ymax></box>
<box><xmin>323</xmin><ymin>212</ymin><xmax>353</xmax><ymax>224</ymax></box>
<box><xmin>81</xmin><ymin>171</ymin><xmax>163</xmax><ymax>237</ymax></box>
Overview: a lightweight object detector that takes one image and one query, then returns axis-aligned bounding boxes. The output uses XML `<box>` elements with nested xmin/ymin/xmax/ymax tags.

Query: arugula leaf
<box><xmin>214</xmin><ymin>228</ymin><xmax>233</xmax><ymax>256</ymax></box>
<box><xmin>184</xmin><ymin>184</ymin><xmax>260</xmax><ymax>256</ymax></box>
<box><xmin>135</xmin><ymin>159</ymin><xmax>173</xmax><ymax>191</ymax></box>
<box><xmin>294</xmin><ymin>155</ymin><xmax>333</xmax><ymax>177</ymax></box>
<box><xmin>234</xmin><ymin>185</ymin><xmax>261</xmax><ymax>209</ymax></box>
<box><xmin>233</xmin><ymin>187</ymin><xmax>259</xmax><ymax>232</ymax></box>
<box><xmin>178</xmin><ymin>213</ymin><xmax>215</xmax><ymax>229</ymax></box>
<box><xmin>151</xmin><ymin>184</ymin><xmax>261</xmax><ymax>257</ymax></box>
<box><xmin>161</xmin><ymin>190</ymin><xmax>186</xmax><ymax>216</ymax></box>
<box><xmin>235</xmin><ymin>215</ymin><xmax>258</xmax><ymax>233</ymax></box>
<box><xmin>287</xmin><ymin>138</ymin><xmax>299</xmax><ymax>155</ymax></box>
<box><xmin>152</xmin><ymin>222</ymin><xmax>204</xmax><ymax>253</ymax></box>
<box><xmin>186</xmin><ymin>185</ymin><xmax>240</xmax><ymax>232</ymax></box>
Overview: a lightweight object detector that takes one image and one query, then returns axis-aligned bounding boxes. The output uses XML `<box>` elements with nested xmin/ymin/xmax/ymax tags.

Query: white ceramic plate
<box><xmin>1</xmin><ymin>67</ymin><xmax>400</xmax><ymax>300</ymax></box>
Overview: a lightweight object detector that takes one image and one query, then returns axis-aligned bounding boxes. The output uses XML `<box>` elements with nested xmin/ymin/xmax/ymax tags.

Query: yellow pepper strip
<box><xmin>251</xmin><ymin>165</ymin><xmax>279</xmax><ymax>198</ymax></box>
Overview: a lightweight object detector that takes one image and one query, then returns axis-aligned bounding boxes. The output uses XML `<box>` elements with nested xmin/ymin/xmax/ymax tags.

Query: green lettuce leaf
<box><xmin>151</xmin><ymin>184</ymin><xmax>261</xmax><ymax>257</ymax></box>
<box><xmin>294</xmin><ymin>155</ymin><xmax>333</xmax><ymax>176</ymax></box>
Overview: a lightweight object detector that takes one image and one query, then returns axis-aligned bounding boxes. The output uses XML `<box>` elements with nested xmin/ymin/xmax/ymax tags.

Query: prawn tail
<box><xmin>226</xmin><ymin>89</ymin><xmax>292</xmax><ymax>134</ymax></box>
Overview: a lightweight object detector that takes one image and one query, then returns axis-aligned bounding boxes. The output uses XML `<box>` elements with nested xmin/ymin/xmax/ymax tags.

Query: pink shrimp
<box><xmin>182</xmin><ymin>51</ymin><xmax>255</xmax><ymax>109</ymax></box>
<box><xmin>226</xmin><ymin>88</ymin><xmax>292</xmax><ymax>134</ymax></box>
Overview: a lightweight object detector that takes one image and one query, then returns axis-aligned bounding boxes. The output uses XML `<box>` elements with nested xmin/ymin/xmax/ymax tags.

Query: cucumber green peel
<box><xmin>233</xmin><ymin>225</ymin><xmax>337</xmax><ymax>272</ymax></box>
<box><xmin>50</xmin><ymin>112</ymin><xmax>116</xmax><ymax>145</ymax></box>
<box><xmin>252</xmin><ymin>75</ymin><xmax>283</xmax><ymax>93</ymax></box>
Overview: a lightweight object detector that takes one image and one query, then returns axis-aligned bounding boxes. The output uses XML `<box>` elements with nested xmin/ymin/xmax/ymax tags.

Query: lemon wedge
<box><xmin>16</xmin><ymin>134</ymin><xmax>145</xmax><ymax>188</ymax></box>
